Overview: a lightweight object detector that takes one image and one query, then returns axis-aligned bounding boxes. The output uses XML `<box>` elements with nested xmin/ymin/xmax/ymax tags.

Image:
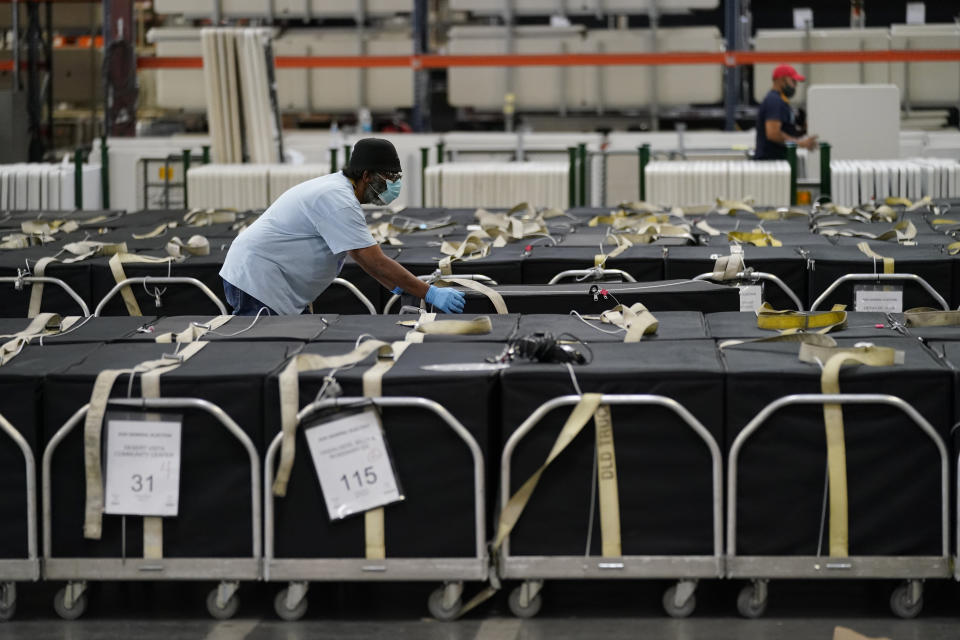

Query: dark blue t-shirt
<box><xmin>755</xmin><ymin>89</ymin><xmax>798</xmax><ymax>161</ymax></box>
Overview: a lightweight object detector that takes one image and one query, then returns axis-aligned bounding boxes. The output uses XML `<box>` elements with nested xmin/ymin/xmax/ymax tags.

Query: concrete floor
<box><xmin>3</xmin><ymin>579</ymin><xmax>959</xmax><ymax>639</ymax></box>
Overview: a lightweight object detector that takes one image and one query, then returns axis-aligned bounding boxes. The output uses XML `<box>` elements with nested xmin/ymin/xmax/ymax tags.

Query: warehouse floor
<box><xmin>3</xmin><ymin>580</ymin><xmax>959</xmax><ymax>639</ymax></box>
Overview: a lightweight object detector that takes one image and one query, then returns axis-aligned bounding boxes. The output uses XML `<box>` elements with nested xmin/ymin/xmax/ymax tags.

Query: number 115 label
<box><xmin>304</xmin><ymin>409</ymin><xmax>404</xmax><ymax>521</ymax></box>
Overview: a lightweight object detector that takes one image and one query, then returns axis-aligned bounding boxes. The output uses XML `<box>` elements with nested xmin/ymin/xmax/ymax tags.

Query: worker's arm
<box><xmin>765</xmin><ymin>119</ymin><xmax>819</xmax><ymax>150</ymax></box>
<box><xmin>349</xmin><ymin>244</ymin><xmax>430</xmax><ymax>298</ymax></box>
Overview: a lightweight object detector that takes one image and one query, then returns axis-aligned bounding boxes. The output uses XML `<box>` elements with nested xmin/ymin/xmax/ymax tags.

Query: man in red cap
<box><xmin>754</xmin><ymin>64</ymin><xmax>819</xmax><ymax>160</ymax></box>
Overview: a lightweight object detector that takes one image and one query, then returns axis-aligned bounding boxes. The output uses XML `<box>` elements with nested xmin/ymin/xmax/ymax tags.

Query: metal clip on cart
<box><xmin>498</xmin><ymin>394</ymin><xmax>724</xmax><ymax>619</ymax></box>
<box><xmin>0</xmin><ymin>412</ymin><xmax>40</xmax><ymax>621</ymax></box>
<box><xmin>264</xmin><ymin>396</ymin><xmax>488</xmax><ymax>622</ymax></box>
<box><xmin>42</xmin><ymin>398</ymin><xmax>262</xmax><ymax>620</ymax></box>
<box><xmin>727</xmin><ymin>394</ymin><xmax>951</xmax><ymax>619</ymax></box>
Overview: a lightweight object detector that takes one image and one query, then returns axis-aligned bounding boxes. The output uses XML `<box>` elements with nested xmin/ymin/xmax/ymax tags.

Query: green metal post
<box><xmin>182</xmin><ymin>149</ymin><xmax>192</xmax><ymax>209</ymax></box>
<box><xmin>344</xmin><ymin>144</ymin><xmax>351</xmax><ymax>166</ymax></box>
<box><xmin>420</xmin><ymin>147</ymin><xmax>429</xmax><ymax>207</ymax></box>
<box><xmin>436</xmin><ymin>141</ymin><xmax>445</xmax><ymax>164</ymax></box>
<box><xmin>638</xmin><ymin>143</ymin><xmax>650</xmax><ymax>202</ymax></box>
<box><xmin>73</xmin><ymin>148</ymin><xmax>84</xmax><ymax>210</ymax></box>
<box><xmin>202</xmin><ymin>145</ymin><xmax>211</xmax><ymax>164</ymax></box>
<box><xmin>100</xmin><ymin>138</ymin><xmax>110</xmax><ymax>209</ymax></box>
<box><xmin>330</xmin><ymin>148</ymin><xmax>338</xmax><ymax>172</ymax></box>
<box><xmin>786</xmin><ymin>141</ymin><xmax>798</xmax><ymax>206</ymax></box>
<box><xmin>577</xmin><ymin>143</ymin><xmax>587</xmax><ymax>207</ymax></box>
<box><xmin>567</xmin><ymin>147</ymin><xmax>577</xmax><ymax>209</ymax></box>
<box><xmin>819</xmin><ymin>141</ymin><xmax>831</xmax><ymax>200</ymax></box>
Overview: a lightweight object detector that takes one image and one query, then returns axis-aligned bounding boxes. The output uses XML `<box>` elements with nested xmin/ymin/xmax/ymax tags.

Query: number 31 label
<box><xmin>304</xmin><ymin>409</ymin><xmax>404</xmax><ymax>521</ymax></box>
<box><xmin>104</xmin><ymin>413</ymin><xmax>182</xmax><ymax>517</ymax></box>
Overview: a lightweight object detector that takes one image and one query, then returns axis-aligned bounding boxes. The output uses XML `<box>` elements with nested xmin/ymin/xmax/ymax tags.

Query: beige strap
<box><xmin>599</xmin><ymin>303</ymin><xmax>658</xmax><ymax>342</ymax></box>
<box><xmin>716</xmin><ymin>198</ymin><xmax>755</xmax><ymax>214</ymax></box>
<box><xmin>61</xmin><ymin>240</ymin><xmax>128</xmax><ymax>263</ymax></box>
<box><xmin>807</xmin><ymin>345</ymin><xmax>900</xmax><ymax>556</ymax></box>
<box><xmin>0</xmin><ymin>313</ymin><xmax>67</xmax><ymax>366</ymax></box>
<box><xmin>435</xmin><ymin>278</ymin><xmax>508</xmax><ymax>315</ymax></box>
<box><xmin>359</xmin><ymin>342</ymin><xmax>410</xmax><ymax>560</ymax></box>
<box><xmin>107</xmin><ymin>252</ymin><xmax>178</xmax><ymax>317</ymax></box>
<box><xmin>727</xmin><ymin>229</ymin><xmax>782</xmax><ymax>247</ymax></box>
<box><xmin>183</xmin><ymin>209</ymin><xmax>237</xmax><ymax>226</ymax></box>
<box><xmin>154</xmin><ymin>315</ymin><xmax>233</xmax><ymax>343</ymax></box>
<box><xmin>695</xmin><ymin>219</ymin><xmax>721</xmax><ymax>236</ymax></box>
<box><xmin>856</xmin><ymin>242</ymin><xmax>894</xmax><ymax>274</ymax></box>
<box><xmin>756</xmin><ymin>303</ymin><xmax>848</xmax><ymax>334</ymax></box>
<box><xmin>83</xmin><ymin>342</ymin><xmax>208</xmax><ymax>540</ymax></box>
<box><xmin>594</xmin><ymin>237</ymin><xmax>633</xmax><ymax>268</ymax></box>
<box><xmin>593</xmin><ymin>404</ymin><xmax>621</xmax><ymax>557</ymax></box>
<box><xmin>710</xmin><ymin>253</ymin><xmax>746</xmax><ymax>281</ymax></box>
<box><xmin>494</xmin><ymin>394</ymin><xmax>603</xmax><ymax>550</ymax></box>
<box><xmin>397</xmin><ymin>314</ymin><xmax>492</xmax><ymax>342</ymax></box>
<box><xmin>27</xmin><ymin>256</ymin><xmax>60</xmax><ymax>318</ymax></box>
<box><xmin>904</xmin><ymin>307</ymin><xmax>960</xmax><ymax>327</ymax></box>
<box><xmin>165</xmin><ymin>235</ymin><xmax>211</xmax><ymax>259</ymax></box>
<box><xmin>132</xmin><ymin>222</ymin><xmax>176</xmax><ymax>240</ymax></box>
<box><xmin>272</xmin><ymin>340</ymin><xmax>396</xmax><ymax>497</ymax></box>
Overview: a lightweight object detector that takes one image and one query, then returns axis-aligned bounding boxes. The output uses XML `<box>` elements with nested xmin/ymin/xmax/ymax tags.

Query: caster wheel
<box><xmin>206</xmin><ymin>587</ymin><xmax>239</xmax><ymax>620</ymax></box>
<box><xmin>736</xmin><ymin>583</ymin><xmax>767</xmax><ymax>619</ymax></box>
<box><xmin>274</xmin><ymin>588</ymin><xmax>308</xmax><ymax>621</ymax></box>
<box><xmin>427</xmin><ymin>587</ymin><xmax>462</xmax><ymax>621</ymax></box>
<box><xmin>662</xmin><ymin>585</ymin><xmax>696</xmax><ymax>618</ymax></box>
<box><xmin>889</xmin><ymin>584</ymin><xmax>922</xmax><ymax>619</ymax></box>
<box><xmin>0</xmin><ymin>600</ymin><xmax>15</xmax><ymax>622</ymax></box>
<box><xmin>508</xmin><ymin>585</ymin><xmax>542</xmax><ymax>619</ymax></box>
<box><xmin>53</xmin><ymin>587</ymin><xmax>87</xmax><ymax>620</ymax></box>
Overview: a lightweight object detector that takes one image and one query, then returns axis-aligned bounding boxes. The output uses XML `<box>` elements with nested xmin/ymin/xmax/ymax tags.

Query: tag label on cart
<box><xmin>304</xmin><ymin>409</ymin><xmax>404</xmax><ymax>521</ymax></box>
<box><xmin>738</xmin><ymin>285</ymin><xmax>764</xmax><ymax>312</ymax></box>
<box><xmin>854</xmin><ymin>285</ymin><xmax>903</xmax><ymax>313</ymax></box>
<box><xmin>104</xmin><ymin>413</ymin><xmax>182</xmax><ymax>517</ymax></box>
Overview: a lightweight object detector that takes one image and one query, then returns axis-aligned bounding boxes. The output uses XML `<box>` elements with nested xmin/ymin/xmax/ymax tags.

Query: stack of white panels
<box><xmin>424</xmin><ymin>162</ymin><xmax>568</xmax><ymax>209</ymax></box>
<box><xmin>187</xmin><ymin>164</ymin><xmax>330</xmax><ymax>210</ymax></box>
<box><xmin>154</xmin><ymin>0</ymin><xmax>411</xmax><ymax>19</ymax></box>
<box><xmin>830</xmin><ymin>159</ymin><xmax>960</xmax><ymax>207</ymax></box>
<box><xmin>449</xmin><ymin>0</ymin><xmax>718</xmax><ymax>15</ymax></box>
<box><xmin>645</xmin><ymin>160</ymin><xmax>791</xmax><ymax>207</ymax></box>
<box><xmin>201</xmin><ymin>27</ymin><xmax>280</xmax><ymax>164</ymax></box>
<box><xmin>0</xmin><ymin>163</ymin><xmax>101</xmax><ymax>211</ymax></box>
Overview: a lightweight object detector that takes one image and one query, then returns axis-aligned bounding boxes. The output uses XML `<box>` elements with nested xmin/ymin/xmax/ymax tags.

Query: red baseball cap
<box><xmin>772</xmin><ymin>64</ymin><xmax>805</xmax><ymax>82</ymax></box>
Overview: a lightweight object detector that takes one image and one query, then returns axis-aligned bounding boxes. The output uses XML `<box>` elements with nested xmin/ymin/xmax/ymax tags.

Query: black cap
<box><xmin>346</xmin><ymin>138</ymin><xmax>401</xmax><ymax>174</ymax></box>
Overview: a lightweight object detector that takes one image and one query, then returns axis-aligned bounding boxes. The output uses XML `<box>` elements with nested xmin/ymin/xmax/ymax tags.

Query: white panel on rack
<box><xmin>890</xmin><ymin>24</ymin><xmax>960</xmax><ymax>106</ymax></box>
<box><xmin>808</xmin><ymin>84</ymin><xmax>900</xmax><ymax>162</ymax></box>
<box><xmin>645</xmin><ymin>160</ymin><xmax>790</xmax><ymax>207</ymax></box>
<box><xmin>424</xmin><ymin>162</ymin><xmax>567</xmax><ymax>209</ymax></box>
<box><xmin>155</xmin><ymin>0</ymin><xmax>411</xmax><ymax>18</ymax></box>
<box><xmin>828</xmin><ymin>158</ymin><xmax>960</xmax><ymax>206</ymax></box>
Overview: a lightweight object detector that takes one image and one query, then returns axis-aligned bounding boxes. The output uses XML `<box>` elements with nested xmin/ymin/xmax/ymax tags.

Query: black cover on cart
<box><xmin>42</xmin><ymin>341</ymin><xmax>298</xmax><ymax>558</ymax></box>
<box><xmin>664</xmin><ymin>246</ymin><xmax>810</xmax><ymax>311</ymax></box>
<box><xmin>721</xmin><ymin>337</ymin><xmax>951</xmax><ymax>556</ymax></box>
<box><xmin>0</xmin><ymin>343</ymin><xmax>102</xmax><ymax>558</ymax></box>
<box><xmin>521</xmin><ymin>244</ymin><xmax>665</xmax><ymax>285</ymax></box>
<box><xmin>457</xmin><ymin>280</ymin><xmax>739</xmax><ymax>314</ymax></box>
<box><xmin>806</xmin><ymin>244</ymin><xmax>953</xmax><ymax>310</ymax></box>
<box><xmin>115</xmin><ymin>314</ymin><xmax>334</xmax><ymax>342</ymax></box>
<box><xmin>393</xmin><ymin>244</ymin><xmax>528</xmax><ymax>285</ymax></box>
<box><xmin>0</xmin><ymin>245</ymin><xmax>93</xmax><ymax>318</ymax></box>
<box><xmin>500</xmin><ymin>340</ymin><xmax>724</xmax><ymax>556</ymax></box>
<box><xmin>516</xmin><ymin>311</ymin><xmax>708</xmax><ymax>342</ymax></box>
<box><xmin>0</xmin><ymin>316</ymin><xmax>158</xmax><ymax>344</ymax></box>
<box><xmin>313</xmin><ymin>313</ymin><xmax>519</xmax><ymax>343</ymax></box>
<box><xmin>265</xmin><ymin>342</ymin><xmax>503</xmax><ymax>559</ymax></box>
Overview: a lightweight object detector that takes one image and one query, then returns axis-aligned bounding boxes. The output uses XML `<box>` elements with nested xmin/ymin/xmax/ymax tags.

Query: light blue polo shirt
<box><xmin>220</xmin><ymin>171</ymin><xmax>376</xmax><ymax>315</ymax></box>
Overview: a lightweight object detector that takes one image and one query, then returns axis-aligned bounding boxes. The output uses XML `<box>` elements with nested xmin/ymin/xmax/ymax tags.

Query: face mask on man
<box><xmin>363</xmin><ymin>173</ymin><xmax>402</xmax><ymax>205</ymax></box>
<box><xmin>379</xmin><ymin>177</ymin><xmax>402</xmax><ymax>204</ymax></box>
<box><xmin>782</xmin><ymin>81</ymin><xmax>796</xmax><ymax>98</ymax></box>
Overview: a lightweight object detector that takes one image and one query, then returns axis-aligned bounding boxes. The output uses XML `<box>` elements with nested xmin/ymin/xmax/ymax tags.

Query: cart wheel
<box><xmin>736</xmin><ymin>583</ymin><xmax>767</xmax><ymax>619</ymax></box>
<box><xmin>889</xmin><ymin>583</ymin><xmax>922</xmax><ymax>619</ymax></box>
<box><xmin>508</xmin><ymin>584</ymin><xmax>542</xmax><ymax>619</ymax></box>
<box><xmin>206</xmin><ymin>587</ymin><xmax>239</xmax><ymax>620</ymax></box>
<box><xmin>273</xmin><ymin>588</ymin><xmax>308</xmax><ymax>621</ymax></box>
<box><xmin>0</xmin><ymin>599</ymin><xmax>15</xmax><ymax>622</ymax></box>
<box><xmin>427</xmin><ymin>587</ymin><xmax>462</xmax><ymax>621</ymax></box>
<box><xmin>662</xmin><ymin>584</ymin><xmax>696</xmax><ymax>618</ymax></box>
<box><xmin>53</xmin><ymin>587</ymin><xmax>87</xmax><ymax>621</ymax></box>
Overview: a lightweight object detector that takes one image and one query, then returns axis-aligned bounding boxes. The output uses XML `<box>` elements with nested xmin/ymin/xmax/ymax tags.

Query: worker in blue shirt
<box><xmin>220</xmin><ymin>138</ymin><xmax>465</xmax><ymax>316</ymax></box>
<box><xmin>754</xmin><ymin>64</ymin><xmax>819</xmax><ymax>160</ymax></box>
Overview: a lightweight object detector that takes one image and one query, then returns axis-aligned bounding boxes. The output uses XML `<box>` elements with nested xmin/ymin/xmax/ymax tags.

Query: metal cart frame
<box><xmin>727</xmin><ymin>393</ymin><xmax>951</xmax><ymax>619</ymax></box>
<box><xmin>810</xmin><ymin>273</ymin><xmax>949</xmax><ymax>312</ymax></box>
<box><xmin>42</xmin><ymin>398</ymin><xmax>262</xmax><ymax>620</ymax></box>
<box><xmin>498</xmin><ymin>394</ymin><xmax>724</xmax><ymax>619</ymax></box>
<box><xmin>94</xmin><ymin>277</ymin><xmax>227</xmax><ymax>317</ymax></box>
<box><xmin>693</xmin><ymin>270</ymin><xmax>805</xmax><ymax>311</ymax></box>
<box><xmin>264</xmin><ymin>396</ymin><xmax>488</xmax><ymax>621</ymax></box>
<box><xmin>330</xmin><ymin>277</ymin><xmax>377</xmax><ymax>315</ymax></box>
<box><xmin>0</xmin><ymin>275</ymin><xmax>91</xmax><ymax>316</ymax></box>
<box><xmin>382</xmin><ymin>272</ymin><xmax>499</xmax><ymax>314</ymax></box>
<box><xmin>547</xmin><ymin>267</ymin><xmax>638</xmax><ymax>285</ymax></box>
<box><xmin>0</xmin><ymin>412</ymin><xmax>39</xmax><ymax>621</ymax></box>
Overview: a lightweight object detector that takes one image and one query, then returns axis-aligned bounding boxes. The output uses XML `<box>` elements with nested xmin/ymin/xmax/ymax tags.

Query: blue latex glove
<box><xmin>391</xmin><ymin>286</ymin><xmax>404</xmax><ymax>295</ymax></box>
<box><xmin>425</xmin><ymin>285</ymin><xmax>465</xmax><ymax>313</ymax></box>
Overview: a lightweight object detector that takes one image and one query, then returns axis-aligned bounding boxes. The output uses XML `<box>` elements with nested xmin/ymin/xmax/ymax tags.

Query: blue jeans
<box><xmin>222</xmin><ymin>279</ymin><xmax>277</xmax><ymax>316</ymax></box>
